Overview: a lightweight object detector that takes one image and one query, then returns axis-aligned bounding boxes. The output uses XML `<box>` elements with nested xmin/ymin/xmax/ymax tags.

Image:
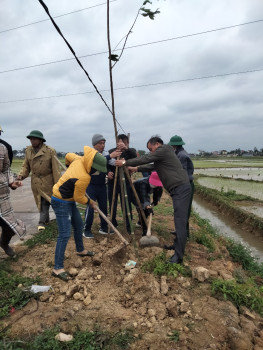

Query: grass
<box><xmin>0</xmin><ymin>260</ymin><xmax>40</xmax><ymax>320</ymax></box>
<box><xmin>211</xmin><ymin>278</ymin><xmax>263</xmax><ymax>315</ymax></box>
<box><xmin>141</xmin><ymin>251</ymin><xmax>187</xmax><ymax>277</ymax></box>
<box><xmin>24</xmin><ymin>221</ymin><xmax>58</xmax><ymax>248</ymax></box>
<box><xmin>190</xmin><ymin>212</ymin><xmax>217</xmax><ymax>252</ymax></box>
<box><xmin>0</xmin><ymin>327</ymin><xmax>135</xmax><ymax>350</ymax></box>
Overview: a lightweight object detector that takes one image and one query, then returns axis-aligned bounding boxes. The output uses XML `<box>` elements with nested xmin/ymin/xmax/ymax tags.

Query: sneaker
<box><xmin>99</xmin><ymin>228</ymin><xmax>115</xmax><ymax>235</ymax></box>
<box><xmin>0</xmin><ymin>238</ymin><xmax>15</xmax><ymax>257</ymax></box>
<box><xmin>83</xmin><ymin>230</ymin><xmax>94</xmax><ymax>239</ymax></box>
<box><xmin>170</xmin><ymin>230</ymin><xmax>177</xmax><ymax>236</ymax></box>
<box><xmin>38</xmin><ymin>225</ymin><xmax>45</xmax><ymax>232</ymax></box>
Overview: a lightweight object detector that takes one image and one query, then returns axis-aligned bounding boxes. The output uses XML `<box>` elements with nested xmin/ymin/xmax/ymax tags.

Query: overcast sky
<box><xmin>0</xmin><ymin>0</ymin><xmax>262</xmax><ymax>153</ymax></box>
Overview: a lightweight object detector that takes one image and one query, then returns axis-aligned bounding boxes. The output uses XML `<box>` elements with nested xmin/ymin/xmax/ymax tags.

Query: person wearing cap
<box><xmin>108</xmin><ymin>134</ymin><xmax>137</xmax><ymax>233</ymax></box>
<box><xmin>0</xmin><ymin>143</ymin><xmax>26</xmax><ymax>257</ymax></box>
<box><xmin>167</xmin><ymin>135</ymin><xmax>194</xmax><ymax>240</ymax></box>
<box><xmin>132</xmin><ymin>171</ymin><xmax>163</xmax><ymax>236</ymax></box>
<box><xmin>83</xmin><ymin>134</ymin><xmax>121</xmax><ymax>238</ymax></box>
<box><xmin>115</xmin><ymin>135</ymin><xmax>191</xmax><ymax>264</ymax></box>
<box><xmin>0</xmin><ymin>125</ymin><xmax>13</xmax><ymax>165</ymax></box>
<box><xmin>51</xmin><ymin>146</ymin><xmax>107</xmax><ymax>281</ymax></box>
<box><xmin>17</xmin><ymin>130</ymin><xmax>61</xmax><ymax>232</ymax></box>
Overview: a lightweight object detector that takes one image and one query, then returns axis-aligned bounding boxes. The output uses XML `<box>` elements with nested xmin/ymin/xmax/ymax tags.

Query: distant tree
<box><xmin>137</xmin><ymin>150</ymin><xmax>146</xmax><ymax>156</ymax></box>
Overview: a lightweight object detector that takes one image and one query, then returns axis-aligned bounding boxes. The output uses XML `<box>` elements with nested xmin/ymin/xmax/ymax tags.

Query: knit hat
<box><xmin>27</xmin><ymin>130</ymin><xmax>46</xmax><ymax>142</ymax></box>
<box><xmin>168</xmin><ymin>135</ymin><xmax>185</xmax><ymax>146</ymax></box>
<box><xmin>92</xmin><ymin>152</ymin><xmax>107</xmax><ymax>173</ymax></box>
<box><xmin>149</xmin><ymin>171</ymin><xmax>163</xmax><ymax>187</ymax></box>
<box><xmin>92</xmin><ymin>134</ymin><xmax>105</xmax><ymax>146</ymax></box>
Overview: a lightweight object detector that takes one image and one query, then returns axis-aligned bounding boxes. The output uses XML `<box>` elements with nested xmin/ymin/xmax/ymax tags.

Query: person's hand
<box><xmin>128</xmin><ymin>166</ymin><xmax>137</xmax><ymax>173</ymax></box>
<box><xmin>110</xmin><ymin>149</ymin><xmax>122</xmax><ymax>159</ymax></box>
<box><xmin>89</xmin><ymin>201</ymin><xmax>97</xmax><ymax>210</ymax></box>
<box><xmin>16</xmin><ymin>175</ymin><xmax>23</xmax><ymax>181</ymax></box>
<box><xmin>10</xmin><ymin>181</ymin><xmax>23</xmax><ymax>189</ymax></box>
<box><xmin>117</xmin><ymin>140</ymin><xmax>128</xmax><ymax>151</ymax></box>
<box><xmin>108</xmin><ymin>171</ymin><xmax>114</xmax><ymax>180</ymax></box>
<box><xmin>115</xmin><ymin>158</ymin><xmax>125</xmax><ymax>167</ymax></box>
<box><xmin>144</xmin><ymin>206</ymin><xmax>153</xmax><ymax>217</ymax></box>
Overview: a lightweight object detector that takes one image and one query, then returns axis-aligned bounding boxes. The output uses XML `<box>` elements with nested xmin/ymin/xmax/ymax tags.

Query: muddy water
<box><xmin>192</xmin><ymin>195</ymin><xmax>263</xmax><ymax>263</ymax></box>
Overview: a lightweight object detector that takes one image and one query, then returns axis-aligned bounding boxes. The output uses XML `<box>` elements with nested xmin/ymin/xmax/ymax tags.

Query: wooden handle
<box><xmin>94</xmin><ymin>204</ymin><xmax>129</xmax><ymax>246</ymax></box>
<box><xmin>146</xmin><ymin>213</ymin><xmax>153</xmax><ymax>237</ymax></box>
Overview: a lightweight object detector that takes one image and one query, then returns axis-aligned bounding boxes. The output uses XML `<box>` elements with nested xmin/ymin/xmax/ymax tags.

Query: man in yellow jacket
<box><xmin>51</xmin><ymin>146</ymin><xmax>107</xmax><ymax>281</ymax></box>
<box><xmin>18</xmin><ymin>130</ymin><xmax>61</xmax><ymax>232</ymax></box>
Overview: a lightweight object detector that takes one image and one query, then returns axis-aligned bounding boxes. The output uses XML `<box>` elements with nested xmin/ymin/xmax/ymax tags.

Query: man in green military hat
<box><xmin>17</xmin><ymin>130</ymin><xmax>61</xmax><ymax>232</ymax></box>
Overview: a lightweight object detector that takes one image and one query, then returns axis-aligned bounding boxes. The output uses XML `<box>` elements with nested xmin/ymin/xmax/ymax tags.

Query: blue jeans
<box><xmin>51</xmin><ymin>197</ymin><xmax>84</xmax><ymax>270</ymax></box>
<box><xmin>84</xmin><ymin>184</ymin><xmax>108</xmax><ymax>231</ymax></box>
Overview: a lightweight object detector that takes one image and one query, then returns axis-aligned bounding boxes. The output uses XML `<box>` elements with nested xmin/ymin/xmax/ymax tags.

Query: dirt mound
<box><xmin>4</xmin><ymin>225</ymin><xmax>263</xmax><ymax>350</ymax></box>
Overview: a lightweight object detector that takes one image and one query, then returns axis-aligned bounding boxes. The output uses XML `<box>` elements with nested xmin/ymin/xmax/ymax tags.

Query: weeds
<box><xmin>169</xmin><ymin>330</ymin><xmax>180</xmax><ymax>342</ymax></box>
<box><xmin>211</xmin><ymin>278</ymin><xmax>263</xmax><ymax>315</ymax></box>
<box><xmin>225</xmin><ymin>239</ymin><xmax>263</xmax><ymax>278</ymax></box>
<box><xmin>24</xmin><ymin>222</ymin><xmax>58</xmax><ymax>248</ymax></box>
<box><xmin>0</xmin><ymin>261</ymin><xmax>40</xmax><ymax>319</ymax></box>
<box><xmin>191</xmin><ymin>212</ymin><xmax>217</xmax><ymax>252</ymax></box>
<box><xmin>141</xmin><ymin>251</ymin><xmax>185</xmax><ymax>277</ymax></box>
<box><xmin>0</xmin><ymin>327</ymin><xmax>135</xmax><ymax>350</ymax></box>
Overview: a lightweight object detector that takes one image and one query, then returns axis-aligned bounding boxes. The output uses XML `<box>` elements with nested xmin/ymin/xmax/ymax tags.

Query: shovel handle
<box><xmin>146</xmin><ymin>213</ymin><xmax>153</xmax><ymax>237</ymax></box>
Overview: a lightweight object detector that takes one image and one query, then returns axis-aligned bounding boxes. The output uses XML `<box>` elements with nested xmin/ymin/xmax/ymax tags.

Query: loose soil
<box><xmin>2</xmin><ymin>193</ymin><xmax>263</xmax><ymax>350</ymax></box>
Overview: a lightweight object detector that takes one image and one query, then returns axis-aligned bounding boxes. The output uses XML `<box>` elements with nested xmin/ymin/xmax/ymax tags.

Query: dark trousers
<box><xmin>0</xmin><ymin>217</ymin><xmax>15</xmax><ymax>245</ymax></box>
<box><xmin>84</xmin><ymin>184</ymin><xmax>108</xmax><ymax>231</ymax></box>
<box><xmin>39</xmin><ymin>197</ymin><xmax>50</xmax><ymax>224</ymax></box>
<box><xmin>107</xmin><ymin>180</ymin><xmax>132</xmax><ymax>231</ymax></box>
<box><xmin>187</xmin><ymin>181</ymin><xmax>195</xmax><ymax>236</ymax></box>
<box><xmin>170</xmin><ymin>183</ymin><xmax>191</xmax><ymax>260</ymax></box>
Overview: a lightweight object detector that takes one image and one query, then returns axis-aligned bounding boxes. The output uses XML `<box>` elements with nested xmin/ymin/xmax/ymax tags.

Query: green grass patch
<box><xmin>212</xmin><ymin>278</ymin><xmax>263</xmax><ymax>315</ymax></box>
<box><xmin>0</xmin><ymin>326</ymin><xmax>135</xmax><ymax>350</ymax></box>
<box><xmin>141</xmin><ymin>251</ymin><xmax>186</xmax><ymax>277</ymax></box>
<box><xmin>225</xmin><ymin>239</ymin><xmax>263</xmax><ymax>278</ymax></box>
<box><xmin>169</xmin><ymin>330</ymin><xmax>180</xmax><ymax>342</ymax></box>
<box><xmin>24</xmin><ymin>221</ymin><xmax>58</xmax><ymax>248</ymax></box>
<box><xmin>191</xmin><ymin>212</ymin><xmax>217</xmax><ymax>252</ymax></box>
<box><xmin>0</xmin><ymin>260</ymin><xmax>40</xmax><ymax>319</ymax></box>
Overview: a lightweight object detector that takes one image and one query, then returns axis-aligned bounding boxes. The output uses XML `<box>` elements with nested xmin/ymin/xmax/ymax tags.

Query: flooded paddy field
<box><xmin>195</xmin><ymin>167</ymin><xmax>263</xmax><ymax>181</ymax></box>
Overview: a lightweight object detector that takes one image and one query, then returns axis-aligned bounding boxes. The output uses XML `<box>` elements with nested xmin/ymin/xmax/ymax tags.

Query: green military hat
<box><xmin>27</xmin><ymin>130</ymin><xmax>46</xmax><ymax>142</ymax></box>
<box><xmin>92</xmin><ymin>152</ymin><xmax>107</xmax><ymax>173</ymax></box>
<box><xmin>168</xmin><ymin>135</ymin><xmax>185</xmax><ymax>146</ymax></box>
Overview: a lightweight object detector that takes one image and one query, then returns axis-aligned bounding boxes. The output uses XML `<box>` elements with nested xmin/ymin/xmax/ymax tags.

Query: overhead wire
<box><xmin>0</xmin><ymin>19</ymin><xmax>262</xmax><ymax>75</ymax></box>
<box><xmin>0</xmin><ymin>1</ymin><xmax>117</xmax><ymax>34</ymax></box>
<box><xmin>1</xmin><ymin>67</ymin><xmax>262</xmax><ymax>104</ymax></box>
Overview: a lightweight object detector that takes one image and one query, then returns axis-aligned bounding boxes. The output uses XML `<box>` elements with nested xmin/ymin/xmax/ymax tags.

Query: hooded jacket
<box><xmin>52</xmin><ymin>146</ymin><xmax>97</xmax><ymax>205</ymax></box>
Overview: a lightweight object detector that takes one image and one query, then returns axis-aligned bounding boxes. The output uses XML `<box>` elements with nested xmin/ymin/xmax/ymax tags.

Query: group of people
<box><xmin>0</xmin><ymin>127</ymin><xmax>194</xmax><ymax>282</ymax></box>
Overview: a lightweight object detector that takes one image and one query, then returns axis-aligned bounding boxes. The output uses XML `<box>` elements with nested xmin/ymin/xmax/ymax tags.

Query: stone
<box><xmin>66</xmin><ymin>284</ymin><xmax>79</xmax><ymax>298</ymax></box>
<box><xmin>148</xmin><ymin>309</ymin><xmax>156</xmax><ymax>317</ymax></box>
<box><xmin>227</xmin><ymin>327</ymin><xmax>253</xmax><ymax>350</ymax></box>
<box><xmin>73</xmin><ymin>292</ymin><xmax>84</xmax><ymax>301</ymax></box>
<box><xmin>83</xmin><ymin>294</ymin><xmax>92</xmax><ymax>306</ymax></box>
<box><xmin>55</xmin><ymin>333</ymin><xmax>73</xmax><ymax>342</ymax></box>
<box><xmin>219</xmin><ymin>270</ymin><xmax>234</xmax><ymax>280</ymax></box>
<box><xmin>68</xmin><ymin>268</ymin><xmax>78</xmax><ymax>276</ymax></box>
<box><xmin>160</xmin><ymin>276</ymin><xmax>169</xmax><ymax>295</ymax></box>
<box><xmin>180</xmin><ymin>302</ymin><xmax>190</xmax><ymax>313</ymax></box>
<box><xmin>74</xmin><ymin>258</ymin><xmax>83</xmax><ymax>268</ymax></box>
<box><xmin>192</xmin><ymin>266</ymin><xmax>210</xmax><ymax>282</ymax></box>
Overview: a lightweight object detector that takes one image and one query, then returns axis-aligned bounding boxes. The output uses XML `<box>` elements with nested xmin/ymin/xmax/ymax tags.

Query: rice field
<box><xmin>197</xmin><ymin>176</ymin><xmax>263</xmax><ymax>201</ymax></box>
<box><xmin>195</xmin><ymin>167</ymin><xmax>263</xmax><ymax>181</ymax></box>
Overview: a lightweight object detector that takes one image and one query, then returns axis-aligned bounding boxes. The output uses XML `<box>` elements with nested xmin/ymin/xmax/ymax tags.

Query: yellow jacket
<box><xmin>52</xmin><ymin>146</ymin><xmax>97</xmax><ymax>205</ymax></box>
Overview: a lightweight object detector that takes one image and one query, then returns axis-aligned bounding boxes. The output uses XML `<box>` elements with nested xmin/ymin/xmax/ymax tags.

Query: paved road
<box><xmin>8</xmin><ymin>177</ymin><xmax>55</xmax><ymax>244</ymax></box>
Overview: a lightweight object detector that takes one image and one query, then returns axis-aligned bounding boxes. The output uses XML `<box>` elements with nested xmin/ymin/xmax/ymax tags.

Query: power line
<box><xmin>1</xmin><ymin>67</ymin><xmax>262</xmax><ymax>104</ymax></box>
<box><xmin>0</xmin><ymin>1</ymin><xmax>117</xmax><ymax>34</ymax></box>
<box><xmin>1</xmin><ymin>19</ymin><xmax>262</xmax><ymax>75</ymax></box>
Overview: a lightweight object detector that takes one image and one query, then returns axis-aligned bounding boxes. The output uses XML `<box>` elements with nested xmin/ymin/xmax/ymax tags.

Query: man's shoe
<box><xmin>0</xmin><ymin>239</ymin><xmax>15</xmax><ymax>257</ymax></box>
<box><xmin>99</xmin><ymin>228</ymin><xmax>114</xmax><ymax>235</ymax></box>
<box><xmin>163</xmin><ymin>244</ymin><xmax>175</xmax><ymax>250</ymax></box>
<box><xmin>168</xmin><ymin>253</ymin><xmax>183</xmax><ymax>264</ymax></box>
<box><xmin>38</xmin><ymin>225</ymin><xmax>45</xmax><ymax>232</ymax></box>
<box><xmin>83</xmin><ymin>230</ymin><xmax>94</xmax><ymax>239</ymax></box>
<box><xmin>170</xmin><ymin>230</ymin><xmax>177</xmax><ymax>236</ymax></box>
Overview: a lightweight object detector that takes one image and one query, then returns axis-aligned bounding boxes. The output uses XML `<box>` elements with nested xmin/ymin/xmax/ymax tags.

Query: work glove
<box><xmin>144</xmin><ymin>207</ymin><xmax>153</xmax><ymax>217</ymax></box>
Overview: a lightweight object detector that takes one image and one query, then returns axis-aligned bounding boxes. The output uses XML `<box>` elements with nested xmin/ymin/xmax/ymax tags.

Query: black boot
<box><xmin>0</xmin><ymin>237</ymin><xmax>15</xmax><ymax>257</ymax></box>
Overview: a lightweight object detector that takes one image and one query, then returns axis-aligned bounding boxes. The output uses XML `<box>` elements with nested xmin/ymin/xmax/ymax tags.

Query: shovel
<box><xmin>139</xmin><ymin>213</ymin><xmax>160</xmax><ymax>247</ymax></box>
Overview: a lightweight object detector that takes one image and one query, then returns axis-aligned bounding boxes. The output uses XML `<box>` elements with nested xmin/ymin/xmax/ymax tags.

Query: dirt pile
<box><xmin>4</xmin><ymin>226</ymin><xmax>263</xmax><ymax>350</ymax></box>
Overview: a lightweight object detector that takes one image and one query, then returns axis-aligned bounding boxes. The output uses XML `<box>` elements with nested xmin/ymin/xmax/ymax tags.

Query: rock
<box><xmin>192</xmin><ymin>266</ymin><xmax>210</xmax><ymax>282</ymax></box>
<box><xmin>150</xmin><ymin>316</ymin><xmax>156</xmax><ymax>323</ymax></box>
<box><xmin>180</xmin><ymin>302</ymin><xmax>190</xmax><ymax>313</ymax></box>
<box><xmin>166</xmin><ymin>300</ymin><xmax>178</xmax><ymax>317</ymax></box>
<box><xmin>74</xmin><ymin>258</ymin><xmax>83</xmax><ymax>268</ymax></box>
<box><xmin>240</xmin><ymin>307</ymin><xmax>256</xmax><ymax>320</ymax></box>
<box><xmin>77</xmin><ymin>268</ymin><xmax>93</xmax><ymax>280</ymax></box>
<box><xmin>227</xmin><ymin>327</ymin><xmax>253</xmax><ymax>350</ymax></box>
<box><xmin>219</xmin><ymin>270</ymin><xmax>234</xmax><ymax>280</ymax></box>
<box><xmin>56</xmin><ymin>295</ymin><xmax>66</xmax><ymax>303</ymax></box>
<box><xmin>69</xmin><ymin>268</ymin><xmax>78</xmax><ymax>276</ymax></box>
<box><xmin>133</xmin><ymin>322</ymin><xmax>138</xmax><ymax>328</ymax></box>
<box><xmin>124</xmin><ymin>274</ymin><xmax>135</xmax><ymax>283</ymax></box>
<box><xmin>209</xmin><ymin>270</ymin><xmax>218</xmax><ymax>278</ymax></box>
<box><xmin>66</xmin><ymin>284</ymin><xmax>79</xmax><ymax>298</ymax></box>
<box><xmin>60</xmin><ymin>285</ymin><xmax>68</xmax><ymax>294</ymax></box>
<box><xmin>55</xmin><ymin>332</ymin><xmax>73</xmax><ymax>342</ymax></box>
<box><xmin>83</xmin><ymin>294</ymin><xmax>92</xmax><ymax>306</ymax></box>
<box><xmin>96</xmin><ymin>275</ymin><xmax>102</xmax><ymax>280</ymax></box>
<box><xmin>148</xmin><ymin>309</ymin><xmax>156</xmax><ymax>317</ymax></box>
<box><xmin>73</xmin><ymin>292</ymin><xmax>84</xmax><ymax>301</ymax></box>
<box><xmin>39</xmin><ymin>292</ymin><xmax>50</xmax><ymax>302</ymax></box>
<box><xmin>160</xmin><ymin>276</ymin><xmax>169</xmax><ymax>295</ymax></box>
<box><xmin>92</xmin><ymin>255</ymin><xmax>103</xmax><ymax>266</ymax></box>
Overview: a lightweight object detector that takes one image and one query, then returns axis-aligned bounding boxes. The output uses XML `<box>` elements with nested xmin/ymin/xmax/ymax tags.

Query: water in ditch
<box><xmin>192</xmin><ymin>195</ymin><xmax>263</xmax><ymax>263</ymax></box>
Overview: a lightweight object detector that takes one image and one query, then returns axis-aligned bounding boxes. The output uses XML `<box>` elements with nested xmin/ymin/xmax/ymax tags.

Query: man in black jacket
<box><xmin>116</xmin><ymin>136</ymin><xmax>191</xmax><ymax>264</ymax></box>
<box><xmin>108</xmin><ymin>134</ymin><xmax>137</xmax><ymax>233</ymax></box>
